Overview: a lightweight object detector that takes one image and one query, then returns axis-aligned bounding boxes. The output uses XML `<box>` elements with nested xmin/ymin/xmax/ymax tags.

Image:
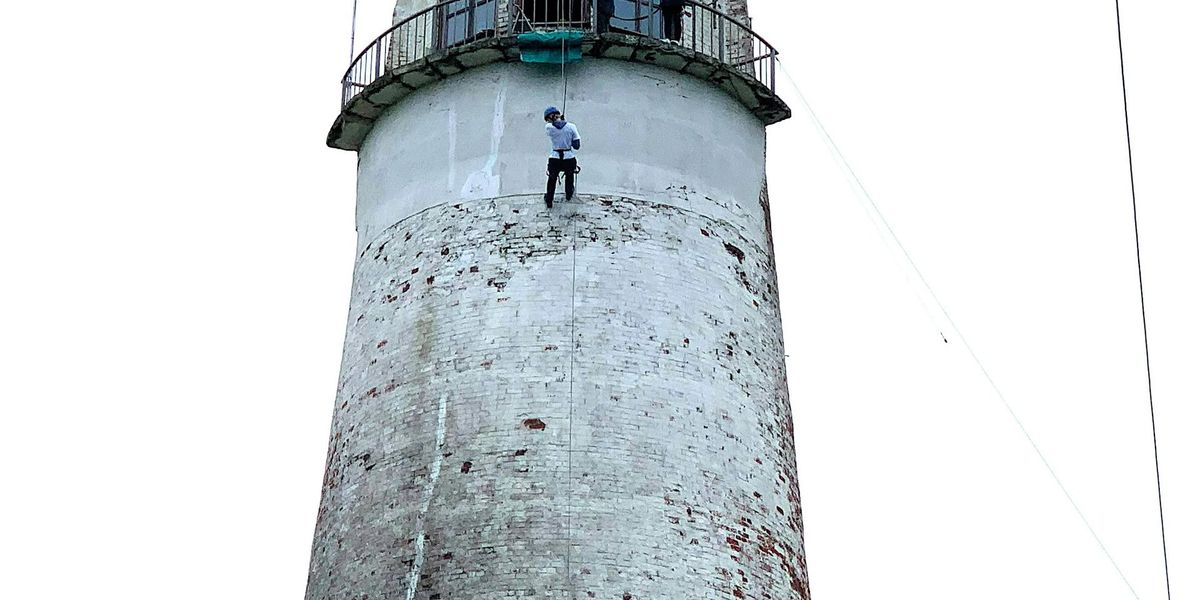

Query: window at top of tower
<box><xmin>440</xmin><ymin>0</ymin><xmax>498</xmax><ymax>47</ymax></box>
<box><xmin>610</xmin><ymin>0</ymin><xmax>658</xmax><ymax>37</ymax></box>
<box><xmin>513</xmin><ymin>0</ymin><xmax>588</xmax><ymax>32</ymax></box>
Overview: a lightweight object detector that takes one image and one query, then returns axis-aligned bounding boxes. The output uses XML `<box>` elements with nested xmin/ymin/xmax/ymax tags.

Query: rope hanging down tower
<box><xmin>1114</xmin><ymin>1</ymin><xmax>1172</xmax><ymax>598</ymax></box>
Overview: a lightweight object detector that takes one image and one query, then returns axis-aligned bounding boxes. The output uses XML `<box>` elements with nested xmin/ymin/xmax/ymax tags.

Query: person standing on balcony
<box><xmin>543</xmin><ymin>107</ymin><xmax>581</xmax><ymax>208</ymax></box>
<box><xmin>596</xmin><ymin>0</ymin><xmax>615</xmax><ymax>33</ymax></box>
<box><xmin>661</xmin><ymin>0</ymin><xmax>685</xmax><ymax>42</ymax></box>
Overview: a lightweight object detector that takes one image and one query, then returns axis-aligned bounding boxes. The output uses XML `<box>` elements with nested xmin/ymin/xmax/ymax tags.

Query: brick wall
<box><xmin>306</xmin><ymin>193</ymin><xmax>809</xmax><ymax>599</ymax></box>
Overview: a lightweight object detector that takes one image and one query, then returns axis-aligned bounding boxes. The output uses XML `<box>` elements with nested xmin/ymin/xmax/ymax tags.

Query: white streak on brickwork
<box><xmin>460</xmin><ymin>86</ymin><xmax>505</xmax><ymax>200</ymax></box>
<box><xmin>404</xmin><ymin>393</ymin><xmax>449</xmax><ymax>600</ymax></box>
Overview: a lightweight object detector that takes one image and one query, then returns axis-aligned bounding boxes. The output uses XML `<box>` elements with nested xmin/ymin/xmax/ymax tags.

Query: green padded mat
<box><xmin>517</xmin><ymin>31</ymin><xmax>585</xmax><ymax>64</ymax></box>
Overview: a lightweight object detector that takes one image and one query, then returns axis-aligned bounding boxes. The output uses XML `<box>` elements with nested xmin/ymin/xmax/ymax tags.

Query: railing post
<box><xmin>689</xmin><ymin>4</ymin><xmax>696</xmax><ymax>51</ymax></box>
<box><xmin>718</xmin><ymin>14</ymin><xmax>725</xmax><ymax>63</ymax></box>
<box><xmin>467</xmin><ymin>0</ymin><xmax>475</xmax><ymax>44</ymax></box>
<box><xmin>770</xmin><ymin>49</ymin><xmax>776</xmax><ymax>93</ymax></box>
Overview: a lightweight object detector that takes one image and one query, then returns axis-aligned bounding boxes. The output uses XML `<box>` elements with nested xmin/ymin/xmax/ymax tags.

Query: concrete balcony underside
<box><xmin>328</xmin><ymin>32</ymin><xmax>791</xmax><ymax>151</ymax></box>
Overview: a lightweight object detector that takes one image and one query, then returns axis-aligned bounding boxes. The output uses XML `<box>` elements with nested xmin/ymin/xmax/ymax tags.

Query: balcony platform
<box><xmin>328</xmin><ymin>32</ymin><xmax>791</xmax><ymax>151</ymax></box>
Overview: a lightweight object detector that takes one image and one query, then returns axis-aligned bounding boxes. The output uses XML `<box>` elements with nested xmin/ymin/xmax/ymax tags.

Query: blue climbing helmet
<box><xmin>544</xmin><ymin>106</ymin><xmax>561</xmax><ymax>120</ymax></box>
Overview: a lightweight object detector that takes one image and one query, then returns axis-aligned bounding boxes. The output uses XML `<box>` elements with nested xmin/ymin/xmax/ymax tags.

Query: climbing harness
<box><xmin>551</xmin><ymin>161</ymin><xmax>583</xmax><ymax>186</ymax></box>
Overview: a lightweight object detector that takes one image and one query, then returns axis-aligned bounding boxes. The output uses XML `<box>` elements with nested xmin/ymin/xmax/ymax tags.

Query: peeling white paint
<box><xmin>447</xmin><ymin>106</ymin><xmax>457</xmax><ymax>192</ymax></box>
<box><xmin>460</xmin><ymin>87</ymin><xmax>506</xmax><ymax>200</ymax></box>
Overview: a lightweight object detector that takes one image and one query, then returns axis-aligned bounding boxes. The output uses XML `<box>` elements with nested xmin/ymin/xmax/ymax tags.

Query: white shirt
<box><xmin>545</xmin><ymin>122</ymin><xmax>581</xmax><ymax>160</ymax></box>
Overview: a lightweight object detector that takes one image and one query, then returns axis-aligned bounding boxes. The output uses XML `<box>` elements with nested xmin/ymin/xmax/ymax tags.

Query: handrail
<box><xmin>340</xmin><ymin>0</ymin><xmax>779</xmax><ymax>108</ymax></box>
<box><xmin>674</xmin><ymin>1</ymin><xmax>778</xmax><ymax>92</ymax></box>
<box><xmin>686</xmin><ymin>2</ymin><xmax>778</xmax><ymax>60</ymax></box>
<box><xmin>341</xmin><ymin>0</ymin><xmax>487</xmax><ymax>106</ymax></box>
<box><xmin>341</xmin><ymin>14</ymin><xmax>417</xmax><ymax>86</ymax></box>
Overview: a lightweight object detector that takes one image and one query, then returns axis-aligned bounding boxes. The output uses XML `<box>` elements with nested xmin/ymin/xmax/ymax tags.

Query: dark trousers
<box><xmin>546</xmin><ymin>157</ymin><xmax>577</xmax><ymax>203</ymax></box>
<box><xmin>663</xmin><ymin>8</ymin><xmax>683</xmax><ymax>41</ymax></box>
<box><xmin>596</xmin><ymin>0</ymin><xmax>614</xmax><ymax>33</ymax></box>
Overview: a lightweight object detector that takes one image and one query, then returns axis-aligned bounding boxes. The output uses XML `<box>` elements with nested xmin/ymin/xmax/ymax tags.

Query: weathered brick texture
<box><xmin>307</xmin><ymin>194</ymin><xmax>809</xmax><ymax>599</ymax></box>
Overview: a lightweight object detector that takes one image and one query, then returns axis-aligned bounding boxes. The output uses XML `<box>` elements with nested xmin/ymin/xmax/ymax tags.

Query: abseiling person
<box><xmin>542</xmin><ymin>107</ymin><xmax>581</xmax><ymax>209</ymax></box>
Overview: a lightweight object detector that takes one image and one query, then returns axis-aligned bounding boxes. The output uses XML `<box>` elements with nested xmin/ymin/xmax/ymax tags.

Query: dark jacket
<box><xmin>660</xmin><ymin>0</ymin><xmax>685</xmax><ymax>10</ymax></box>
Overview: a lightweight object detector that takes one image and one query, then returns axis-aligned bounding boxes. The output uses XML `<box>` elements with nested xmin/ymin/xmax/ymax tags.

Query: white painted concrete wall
<box><xmin>356</xmin><ymin>60</ymin><xmax>769</xmax><ymax>252</ymax></box>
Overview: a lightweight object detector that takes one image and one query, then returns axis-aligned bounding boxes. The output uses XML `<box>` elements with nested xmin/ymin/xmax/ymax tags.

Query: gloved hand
<box><xmin>572</xmin><ymin>139</ymin><xmax>581</xmax><ymax>150</ymax></box>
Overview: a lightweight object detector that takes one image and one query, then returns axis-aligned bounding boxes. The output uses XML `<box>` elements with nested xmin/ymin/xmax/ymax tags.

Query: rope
<box><xmin>558</xmin><ymin>34</ymin><xmax>573</xmax><ymax>187</ymax></box>
<box><xmin>1114</xmin><ymin>2</ymin><xmax>1172</xmax><ymax>598</ymax></box>
<box><xmin>566</xmin><ymin>214</ymin><xmax>578</xmax><ymax>598</ymax></box>
<box><xmin>561</xmin><ymin>36</ymin><xmax>568</xmax><ymax>114</ymax></box>
<box><xmin>774</xmin><ymin>58</ymin><xmax>1143</xmax><ymax>599</ymax></box>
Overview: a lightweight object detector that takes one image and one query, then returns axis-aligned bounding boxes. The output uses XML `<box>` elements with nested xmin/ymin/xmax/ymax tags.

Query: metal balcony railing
<box><xmin>341</xmin><ymin>0</ymin><xmax>779</xmax><ymax>108</ymax></box>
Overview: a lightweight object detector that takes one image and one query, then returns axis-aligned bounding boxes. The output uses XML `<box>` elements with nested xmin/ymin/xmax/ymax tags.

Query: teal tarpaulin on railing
<box><xmin>516</xmin><ymin>31</ymin><xmax>585</xmax><ymax>64</ymax></box>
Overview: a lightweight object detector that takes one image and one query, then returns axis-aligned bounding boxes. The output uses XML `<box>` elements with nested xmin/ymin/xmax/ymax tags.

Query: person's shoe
<box><xmin>544</xmin><ymin>196</ymin><xmax>554</xmax><ymax>209</ymax></box>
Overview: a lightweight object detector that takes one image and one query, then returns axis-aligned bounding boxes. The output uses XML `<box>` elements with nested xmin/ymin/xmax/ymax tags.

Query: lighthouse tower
<box><xmin>308</xmin><ymin>1</ymin><xmax>806</xmax><ymax>598</ymax></box>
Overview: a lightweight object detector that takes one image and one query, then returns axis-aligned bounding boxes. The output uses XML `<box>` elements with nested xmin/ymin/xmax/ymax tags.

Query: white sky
<box><xmin>0</xmin><ymin>1</ymin><xmax>1195</xmax><ymax>598</ymax></box>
